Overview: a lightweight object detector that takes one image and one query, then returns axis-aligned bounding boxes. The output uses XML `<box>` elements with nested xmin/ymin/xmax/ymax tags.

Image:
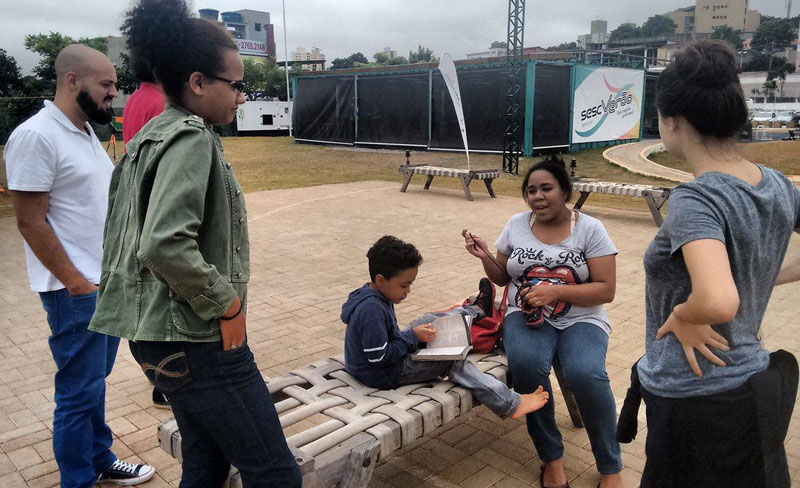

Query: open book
<box><xmin>411</xmin><ymin>312</ymin><xmax>473</xmax><ymax>361</ymax></box>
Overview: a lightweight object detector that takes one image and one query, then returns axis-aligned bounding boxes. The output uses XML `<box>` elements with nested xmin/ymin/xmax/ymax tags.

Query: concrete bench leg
<box><xmin>459</xmin><ymin>174</ymin><xmax>474</xmax><ymax>201</ymax></box>
<box><xmin>423</xmin><ymin>175</ymin><xmax>435</xmax><ymax>190</ymax></box>
<box><xmin>572</xmin><ymin>191</ymin><xmax>591</xmax><ymax>210</ymax></box>
<box><xmin>400</xmin><ymin>171</ymin><xmax>413</xmax><ymax>193</ymax></box>
<box><xmin>553</xmin><ymin>357</ymin><xmax>583</xmax><ymax>428</ymax></box>
<box><xmin>643</xmin><ymin>191</ymin><xmax>669</xmax><ymax>227</ymax></box>
<box><xmin>483</xmin><ymin>178</ymin><xmax>496</xmax><ymax>198</ymax></box>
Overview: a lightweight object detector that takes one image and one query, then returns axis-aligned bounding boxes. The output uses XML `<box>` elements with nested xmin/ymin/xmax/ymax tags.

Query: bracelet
<box><xmin>221</xmin><ymin>301</ymin><xmax>243</xmax><ymax>320</ymax></box>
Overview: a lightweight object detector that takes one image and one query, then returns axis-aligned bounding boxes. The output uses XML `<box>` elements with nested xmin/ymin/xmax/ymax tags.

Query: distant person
<box><xmin>89</xmin><ymin>0</ymin><xmax>301</xmax><ymax>485</ymax></box>
<box><xmin>636</xmin><ymin>39</ymin><xmax>800</xmax><ymax>487</ymax></box>
<box><xmin>4</xmin><ymin>44</ymin><xmax>154</xmax><ymax>487</ymax></box>
<box><xmin>463</xmin><ymin>155</ymin><xmax>623</xmax><ymax>488</ymax></box>
<box><xmin>121</xmin><ymin>59</ymin><xmax>165</xmax><ymax>147</ymax></box>
<box><xmin>342</xmin><ymin>235</ymin><xmax>549</xmax><ymax>419</ymax></box>
<box><xmin>121</xmin><ymin>48</ymin><xmax>168</xmax><ymax>409</ymax></box>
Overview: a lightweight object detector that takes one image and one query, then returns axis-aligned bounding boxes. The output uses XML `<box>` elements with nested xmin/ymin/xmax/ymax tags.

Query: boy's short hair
<box><xmin>367</xmin><ymin>235</ymin><xmax>423</xmax><ymax>282</ymax></box>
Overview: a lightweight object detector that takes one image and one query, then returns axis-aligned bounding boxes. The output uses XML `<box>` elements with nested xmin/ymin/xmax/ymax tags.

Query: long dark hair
<box><xmin>121</xmin><ymin>0</ymin><xmax>238</xmax><ymax>103</ymax></box>
<box><xmin>655</xmin><ymin>39</ymin><xmax>747</xmax><ymax>139</ymax></box>
<box><xmin>521</xmin><ymin>155</ymin><xmax>573</xmax><ymax>202</ymax></box>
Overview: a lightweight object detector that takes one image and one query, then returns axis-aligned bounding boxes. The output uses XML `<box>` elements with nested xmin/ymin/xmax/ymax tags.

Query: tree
<box><xmin>608</xmin><ymin>23</ymin><xmax>643</xmax><ymax>43</ymax></box>
<box><xmin>761</xmin><ymin>79</ymin><xmax>777</xmax><ymax>102</ymax></box>
<box><xmin>750</xmin><ymin>18</ymin><xmax>795</xmax><ymax>51</ymax></box>
<box><xmin>330</xmin><ymin>52</ymin><xmax>369</xmax><ymax>70</ymax></box>
<box><xmin>546</xmin><ymin>42</ymin><xmax>578</xmax><ymax>51</ymax></box>
<box><xmin>490</xmin><ymin>41</ymin><xmax>507</xmax><ymax>49</ymax></box>
<box><xmin>711</xmin><ymin>25</ymin><xmax>743</xmax><ymax>50</ymax></box>
<box><xmin>114</xmin><ymin>52</ymin><xmax>138</xmax><ymax>95</ymax></box>
<box><xmin>743</xmin><ymin>53</ymin><xmax>796</xmax><ymax>80</ymax></box>
<box><xmin>388</xmin><ymin>56</ymin><xmax>408</xmax><ymax>65</ymax></box>
<box><xmin>408</xmin><ymin>45</ymin><xmax>437</xmax><ymax>64</ymax></box>
<box><xmin>0</xmin><ymin>49</ymin><xmax>22</xmax><ymax>97</ymax></box>
<box><xmin>24</xmin><ymin>32</ymin><xmax>109</xmax><ymax>93</ymax></box>
<box><xmin>641</xmin><ymin>15</ymin><xmax>677</xmax><ymax>37</ymax></box>
<box><xmin>372</xmin><ymin>52</ymin><xmax>390</xmax><ymax>65</ymax></box>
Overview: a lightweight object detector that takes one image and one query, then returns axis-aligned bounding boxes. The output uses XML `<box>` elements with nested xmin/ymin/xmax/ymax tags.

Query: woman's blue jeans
<box><xmin>129</xmin><ymin>340</ymin><xmax>302</xmax><ymax>488</ymax></box>
<box><xmin>503</xmin><ymin>312</ymin><xmax>622</xmax><ymax>474</ymax></box>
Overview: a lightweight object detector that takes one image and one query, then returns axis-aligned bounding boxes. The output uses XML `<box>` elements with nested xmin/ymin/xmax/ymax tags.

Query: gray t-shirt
<box><xmin>638</xmin><ymin>166</ymin><xmax>800</xmax><ymax>398</ymax></box>
<box><xmin>495</xmin><ymin>211</ymin><xmax>618</xmax><ymax>333</ymax></box>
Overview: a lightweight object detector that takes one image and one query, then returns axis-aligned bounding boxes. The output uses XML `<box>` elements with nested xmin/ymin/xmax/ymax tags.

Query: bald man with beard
<box><xmin>4</xmin><ymin>45</ymin><xmax>155</xmax><ymax>487</ymax></box>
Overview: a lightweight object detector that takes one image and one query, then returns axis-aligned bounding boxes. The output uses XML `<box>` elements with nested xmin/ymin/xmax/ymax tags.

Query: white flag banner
<box><xmin>438</xmin><ymin>52</ymin><xmax>470</xmax><ymax>170</ymax></box>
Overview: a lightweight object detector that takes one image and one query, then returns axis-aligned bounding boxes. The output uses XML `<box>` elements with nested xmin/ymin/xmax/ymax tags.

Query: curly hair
<box><xmin>367</xmin><ymin>236</ymin><xmax>423</xmax><ymax>282</ymax></box>
<box><xmin>121</xmin><ymin>0</ymin><xmax>238</xmax><ymax>103</ymax></box>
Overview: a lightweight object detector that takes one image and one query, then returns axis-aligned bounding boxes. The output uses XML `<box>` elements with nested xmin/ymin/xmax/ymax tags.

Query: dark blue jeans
<box><xmin>503</xmin><ymin>312</ymin><xmax>622</xmax><ymax>474</ymax></box>
<box><xmin>39</xmin><ymin>288</ymin><xmax>120</xmax><ymax>488</ymax></box>
<box><xmin>129</xmin><ymin>340</ymin><xmax>301</xmax><ymax>488</ymax></box>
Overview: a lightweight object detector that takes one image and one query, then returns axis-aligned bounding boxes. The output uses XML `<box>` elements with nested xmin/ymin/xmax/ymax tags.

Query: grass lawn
<box><xmin>1</xmin><ymin>136</ymin><xmax>677</xmax><ymax>218</ymax></box>
<box><xmin>649</xmin><ymin>141</ymin><xmax>799</xmax><ymax>176</ymax></box>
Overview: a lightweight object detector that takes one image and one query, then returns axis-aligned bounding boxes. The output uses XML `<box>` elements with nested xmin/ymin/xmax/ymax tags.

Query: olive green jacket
<box><xmin>89</xmin><ymin>103</ymin><xmax>249</xmax><ymax>341</ymax></box>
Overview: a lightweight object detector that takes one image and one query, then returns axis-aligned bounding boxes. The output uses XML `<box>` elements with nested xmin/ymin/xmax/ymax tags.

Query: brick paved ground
<box><xmin>0</xmin><ymin>180</ymin><xmax>798</xmax><ymax>488</ymax></box>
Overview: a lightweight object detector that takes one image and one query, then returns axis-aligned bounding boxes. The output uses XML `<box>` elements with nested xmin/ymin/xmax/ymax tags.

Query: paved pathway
<box><xmin>0</xmin><ymin>180</ymin><xmax>798</xmax><ymax>487</ymax></box>
<box><xmin>603</xmin><ymin>141</ymin><xmax>693</xmax><ymax>183</ymax></box>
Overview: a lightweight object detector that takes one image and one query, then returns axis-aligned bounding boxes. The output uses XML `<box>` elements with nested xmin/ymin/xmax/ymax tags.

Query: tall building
<box><xmin>660</xmin><ymin>1</ymin><xmax>761</xmax><ymax>38</ymax></box>
<box><xmin>578</xmin><ymin>20</ymin><xmax>610</xmax><ymax>49</ymax></box>
<box><xmin>291</xmin><ymin>47</ymin><xmax>326</xmax><ymax>71</ymax></box>
<box><xmin>664</xmin><ymin>7</ymin><xmax>696</xmax><ymax>34</ymax></box>
<box><xmin>198</xmin><ymin>8</ymin><xmax>276</xmax><ymax>62</ymax></box>
<box><xmin>692</xmin><ymin>0</ymin><xmax>760</xmax><ymax>34</ymax></box>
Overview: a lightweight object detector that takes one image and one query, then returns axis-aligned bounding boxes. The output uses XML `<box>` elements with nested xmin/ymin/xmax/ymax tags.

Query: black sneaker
<box><xmin>476</xmin><ymin>278</ymin><xmax>495</xmax><ymax>318</ymax></box>
<box><xmin>152</xmin><ymin>387</ymin><xmax>170</xmax><ymax>409</ymax></box>
<box><xmin>97</xmin><ymin>459</ymin><xmax>155</xmax><ymax>485</ymax></box>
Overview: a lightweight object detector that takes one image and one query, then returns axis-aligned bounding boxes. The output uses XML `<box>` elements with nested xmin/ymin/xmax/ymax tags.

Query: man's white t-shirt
<box><xmin>4</xmin><ymin>100</ymin><xmax>113</xmax><ymax>292</ymax></box>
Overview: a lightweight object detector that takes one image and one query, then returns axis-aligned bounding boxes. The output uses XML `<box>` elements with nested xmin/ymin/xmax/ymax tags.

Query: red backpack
<box><xmin>465</xmin><ymin>286</ymin><xmax>508</xmax><ymax>353</ymax></box>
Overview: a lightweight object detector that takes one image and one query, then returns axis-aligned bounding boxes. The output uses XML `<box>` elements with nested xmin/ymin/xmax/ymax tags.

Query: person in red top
<box><xmin>121</xmin><ymin>57</ymin><xmax>168</xmax><ymax>408</ymax></box>
<box><xmin>122</xmin><ymin>60</ymin><xmax>166</xmax><ymax>146</ymax></box>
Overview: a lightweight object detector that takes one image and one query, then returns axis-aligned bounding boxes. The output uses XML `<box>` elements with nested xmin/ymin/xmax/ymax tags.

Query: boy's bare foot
<box><xmin>511</xmin><ymin>385</ymin><xmax>549</xmax><ymax>420</ymax></box>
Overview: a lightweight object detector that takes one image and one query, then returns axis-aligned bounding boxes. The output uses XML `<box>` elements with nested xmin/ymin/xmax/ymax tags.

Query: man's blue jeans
<box><xmin>503</xmin><ymin>312</ymin><xmax>622</xmax><ymax>474</ymax></box>
<box><xmin>39</xmin><ymin>288</ymin><xmax>120</xmax><ymax>488</ymax></box>
<box><xmin>129</xmin><ymin>340</ymin><xmax>302</xmax><ymax>488</ymax></box>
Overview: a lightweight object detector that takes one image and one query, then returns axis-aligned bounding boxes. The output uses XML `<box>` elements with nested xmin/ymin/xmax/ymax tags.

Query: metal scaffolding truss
<box><xmin>502</xmin><ymin>0</ymin><xmax>525</xmax><ymax>175</ymax></box>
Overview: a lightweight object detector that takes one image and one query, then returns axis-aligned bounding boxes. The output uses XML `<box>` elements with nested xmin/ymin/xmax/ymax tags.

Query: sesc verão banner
<box><xmin>572</xmin><ymin>66</ymin><xmax>644</xmax><ymax>144</ymax></box>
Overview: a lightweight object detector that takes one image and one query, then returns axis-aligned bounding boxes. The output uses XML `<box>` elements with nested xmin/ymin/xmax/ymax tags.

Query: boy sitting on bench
<box><xmin>342</xmin><ymin>235</ymin><xmax>548</xmax><ymax>419</ymax></box>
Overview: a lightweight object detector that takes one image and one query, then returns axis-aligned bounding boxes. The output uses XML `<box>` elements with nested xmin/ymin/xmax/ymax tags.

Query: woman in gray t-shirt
<box><xmin>636</xmin><ymin>39</ymin><xmax>800</xmax><ymax>487</ymax></box>
<box><xmin>463</xmin><ymin>156</ymin><xmax>622</xmax><ymax>488</ymax></box>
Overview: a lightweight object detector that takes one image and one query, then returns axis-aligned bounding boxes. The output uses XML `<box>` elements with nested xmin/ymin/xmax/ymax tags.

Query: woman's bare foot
<box><xmin>541</xmin><ymin>457</ymin><xmax>568</xmax><ymax>488</ymax></box>
<box><xmin>599</xmin><ymin>472</ymin><xmax>624</xmax><ymax>488</ymax></box>
<box><xmin>511</xmin><ymin>385</ymin><xmax>549</xmax><ymax>420</ymax></box>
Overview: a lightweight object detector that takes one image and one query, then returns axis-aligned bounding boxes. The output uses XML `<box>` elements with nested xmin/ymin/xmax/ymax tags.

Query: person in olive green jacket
<box><xmin>89</xmin><ymin>1</ymin><xmax>301</xmax><ymax>486</ymax></box>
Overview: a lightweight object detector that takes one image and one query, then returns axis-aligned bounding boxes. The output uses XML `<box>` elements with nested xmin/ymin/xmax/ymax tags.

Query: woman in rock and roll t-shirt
<box><xmin>463</xmin><ymin>155</ymin><xmax>623</xmax><ymax>488</ymax></box>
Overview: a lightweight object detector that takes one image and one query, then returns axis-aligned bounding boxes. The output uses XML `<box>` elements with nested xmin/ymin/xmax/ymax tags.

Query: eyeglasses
<box><xmin>206</xmin><ymin>74</ymin><xmax>246</xmax><ymax>96</ymax></box>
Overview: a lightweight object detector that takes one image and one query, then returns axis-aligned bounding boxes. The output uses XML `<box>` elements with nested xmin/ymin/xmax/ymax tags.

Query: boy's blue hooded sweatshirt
<box><xmin>342</xmin><ymin>283</ymin><xmax>419</xmax><ymax>389</ymax></box>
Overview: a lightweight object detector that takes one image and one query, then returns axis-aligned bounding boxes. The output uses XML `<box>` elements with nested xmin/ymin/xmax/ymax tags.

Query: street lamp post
<box><xmin>282</xmin><ymin>0</ymin><xmax>292</xmax><ymax>137</ymax></box>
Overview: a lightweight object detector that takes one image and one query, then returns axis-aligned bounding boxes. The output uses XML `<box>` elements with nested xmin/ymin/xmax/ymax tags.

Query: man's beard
<box><xmin>76</xmin><ymin>90</ymin><xmax>114</xmax><ymax>125</ymax></box>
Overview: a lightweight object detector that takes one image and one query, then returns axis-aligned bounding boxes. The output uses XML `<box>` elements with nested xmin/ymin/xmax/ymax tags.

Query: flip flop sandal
<box><xmin>539</xmin><ymin>465</ymin><xmax>570</xmax><ymax>488</ymax></box>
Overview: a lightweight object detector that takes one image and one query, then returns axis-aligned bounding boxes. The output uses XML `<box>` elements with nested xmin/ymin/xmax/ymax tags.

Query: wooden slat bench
<box><xmin>572</xmin><ymin>180</ymin><xmax>672</xmax><ymax>227</ymax></box>
<box><xmin>156</xmin><ymin>351</ymin><xmax>582</xmax><ymax>488</ymax></box>
<box><xmin>399</xmin><ymin>164</ymin><xmax>500</xmax><ymax>201</ymax></box>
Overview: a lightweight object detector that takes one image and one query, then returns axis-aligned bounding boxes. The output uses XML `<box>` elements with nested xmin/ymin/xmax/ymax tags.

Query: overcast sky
<box><xmin>2</xmin><ymin>0</ymin><xmax>789</xmax><ymax>75</ymax></box>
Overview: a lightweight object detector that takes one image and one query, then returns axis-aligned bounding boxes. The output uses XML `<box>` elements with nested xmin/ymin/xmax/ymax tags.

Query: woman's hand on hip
<box><xmin>656</xmin><ymin>311</ymin><xmax>730</xmax><ymax>377</ymax></box>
